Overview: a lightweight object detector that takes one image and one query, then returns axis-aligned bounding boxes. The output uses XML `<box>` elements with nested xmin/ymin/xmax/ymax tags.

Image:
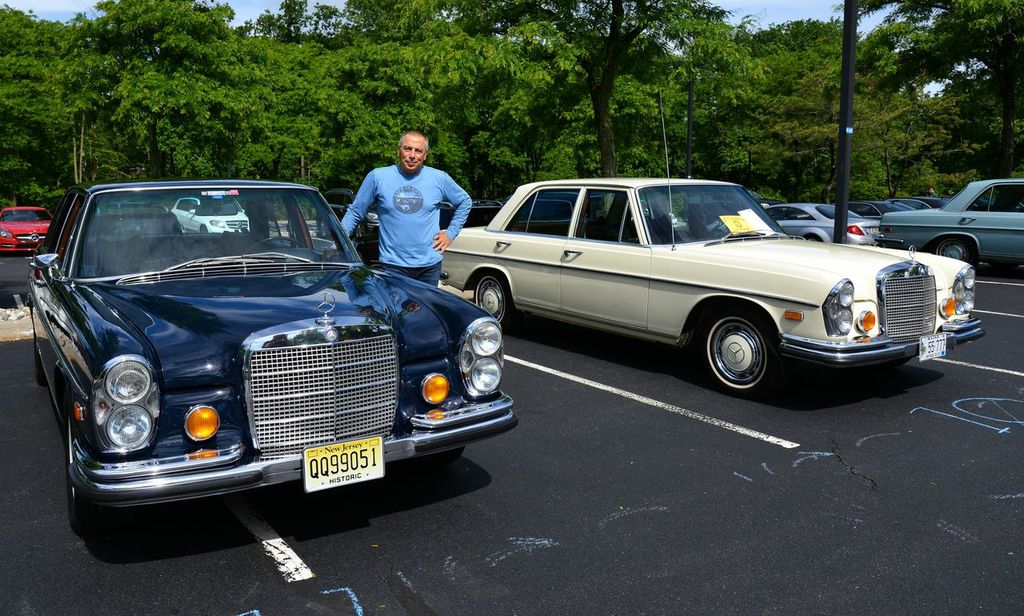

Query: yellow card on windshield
<box><xmin>719</xmin><ymin>216</ymin><xmax>754</xmax><ymax>233</ymax></box>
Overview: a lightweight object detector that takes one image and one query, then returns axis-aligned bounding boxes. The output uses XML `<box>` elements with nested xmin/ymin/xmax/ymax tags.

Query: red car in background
<box><xmin>0</xmin><ymin>206</ymin><xmax>51</xmax><ymax>253</ymax></box>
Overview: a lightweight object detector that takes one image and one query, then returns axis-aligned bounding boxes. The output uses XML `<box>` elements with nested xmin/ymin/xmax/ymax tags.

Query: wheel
<box><xmin>199</xmin><ymin>224</ymin><xmax>209</xmax><ymax>233</ymax></box>
<box><xmin>64</xmin><ymin>413</ymin><xmax>114</xmax><ymax>535</ymax></box>
<box><xmin>474</xmin><ymin>273</ymin><xmax>522</xmax><ymax>330</ymax></box>
<box><xmin>701</xmin><ymin>306</ymin><xmax>786</xmax><ymax>398</ymax></box>
<box><xmin>804</xmin><ymin>234</ymin><xmax>823</xmax><ymax>241</ymax></box>
<box><xmin>933</xmin><ymin>237</ymin><xmax>976</xmax><ymax>265</ymax></box>
<box><xmin>33</xmin><ymin>333</ymin><xmax>46</xmax><ymax>386</ymax></box>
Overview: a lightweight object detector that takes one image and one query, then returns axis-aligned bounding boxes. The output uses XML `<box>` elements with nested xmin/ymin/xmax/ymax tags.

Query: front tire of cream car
<box><xmin>701</xmin><ymin>307</ymin><xmax>785</xmax><ymax>399</ymax></box>
<box><xmin>475</xmin><ymin>273</ymin><xmax>521</xmax><ymax>331</ymax></box>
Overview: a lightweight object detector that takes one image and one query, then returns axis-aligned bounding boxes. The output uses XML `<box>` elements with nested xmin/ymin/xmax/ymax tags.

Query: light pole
<box><xmin>833</xmin><ymin>0</ymin><xmax>857</xmax><ymax>245</ymax></box>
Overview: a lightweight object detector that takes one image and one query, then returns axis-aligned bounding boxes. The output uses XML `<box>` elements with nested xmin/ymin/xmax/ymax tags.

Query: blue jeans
<box><xmin>381</xmin><ymin>262</ymin><xmax>442</xmax><ymax>287</ymax></box>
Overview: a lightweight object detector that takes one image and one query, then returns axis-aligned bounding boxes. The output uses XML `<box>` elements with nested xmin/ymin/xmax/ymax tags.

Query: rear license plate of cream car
<box><xmin>918</xmin><ymin>333</ymin><xmax>947</xmax><ymax>361</ymax></box>
<box><xmin>302</xmin><ymin>436</ymin><xmax>384</xmax><ymax>493</ymax></box>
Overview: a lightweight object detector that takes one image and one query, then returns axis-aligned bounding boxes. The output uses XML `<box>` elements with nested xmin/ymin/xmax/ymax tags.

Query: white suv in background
<box><xmin>171</xmin><ymin>197</ymin><xmax>249</xmax><ymax>233</ymax></box>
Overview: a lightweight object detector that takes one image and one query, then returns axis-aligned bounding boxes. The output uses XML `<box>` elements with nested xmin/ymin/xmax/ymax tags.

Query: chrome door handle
<box><xmin>563</xmin><ymin>250</ymin><xmax>583</xmax><ymax>257</ymax></box>
<box><xmin>958</xmin><ymin>217</ymin><xmax>976</xmax><ymax>225</ymax></box>
<box><xmin>495</xmin><ymin>241</ymin><xmax>511</xmax><ymax>249</ymax></box>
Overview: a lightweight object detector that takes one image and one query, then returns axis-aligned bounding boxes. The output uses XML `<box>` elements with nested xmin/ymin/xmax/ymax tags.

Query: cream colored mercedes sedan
<box><xmin>442</xmin><ymin>179</ymin><xmax>984</xmax><ymax>398</ymax></box>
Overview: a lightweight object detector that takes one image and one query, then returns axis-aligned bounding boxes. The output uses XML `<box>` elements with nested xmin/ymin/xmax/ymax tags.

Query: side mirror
<box><xmin>31</xmin><ymin>253</ymin><xmax>63</xmax><ymax>286</ymax></box>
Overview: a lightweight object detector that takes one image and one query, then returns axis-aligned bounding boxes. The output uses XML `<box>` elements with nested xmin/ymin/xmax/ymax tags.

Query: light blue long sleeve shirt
<box><xmin>341</xmin><ymin>165</ymin><xmax>472</xmax><ymax>267</ymax></box>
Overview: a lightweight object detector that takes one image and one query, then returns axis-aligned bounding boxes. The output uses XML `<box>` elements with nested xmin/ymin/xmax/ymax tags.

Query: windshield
<box><xmin>637</xmin><ymin>184</ymin><xmax>782</xmax><ymax>244</ymax></box>
<box><xmin>2</xmin><ymin>209</ymin><xmax>50</xmax><ymax>222</ymax></box>
<box><xmin>74</xmin><ymin>187</ymin><xmax>361</xmax><ymax>278</ymax></box>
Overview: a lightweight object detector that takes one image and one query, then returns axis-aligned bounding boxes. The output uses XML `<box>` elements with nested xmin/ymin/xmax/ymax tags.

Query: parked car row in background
<box><xmin>878</xmin><ymin>178</ymin><xmax>1024</xmax><ymax>269</ymax></box>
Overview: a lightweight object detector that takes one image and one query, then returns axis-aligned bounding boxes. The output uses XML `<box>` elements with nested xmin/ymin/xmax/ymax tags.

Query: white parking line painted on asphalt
<box><xmin>504</xmin><ymin>355</ymin><xmax>800</xmax><ymax>449</ymax></box>
<box><xmin>974</xmin><ymin>309</ymin><xmax>1024</xmax><ymax>319</ymax></box>
<box><xmin>977</xmin><ymin>280</ymin><xmax>1024</xmax><ymax>287</ymax></box>
<box><xmin>933</xmin><ymin>358</ymin><xmax>1024</xmax><ymax>378</ymax></box>
<box><xmin>224</xmin><ymin>495</ymin><xmax>315</xmax><ymax>582</ymax></box>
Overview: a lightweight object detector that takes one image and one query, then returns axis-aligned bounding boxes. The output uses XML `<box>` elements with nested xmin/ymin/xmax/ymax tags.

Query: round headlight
<box><xmin>471</xmin><ymin>321</ymin><xmax>502</xmax><ymax>356</ymax></box>
<box><xmin>106</xmin><ymin>405</ymin><xmax>152</xmax><ymax>449</ymax></box>
<box><xmin>469</xmin><ymin>358</ymin><xmax>502</xmax><ymax>394</ymax></box>
<box><xmin>105</xmin><ymin>361</ymin><xmax>152</xmax><ymax>404</ymax></box>
<box><xmin>837</xmin><ymin>308</ymin><xmax>853</xmax><ymax>334</ymax></box>
<box><xmin>953</xmin><ymin>278</ymin><xmax>965</xmax><ymax>296</ymax></box>
<box><xmin>958</xmin><ymin>290</ymin><xmax>975</xmax><ymax>313</ymax></box>
<box><xmin>963</xmin><ymin>268</ymin><xmax>976</xmax><ymax>289</ymax></box>
<box><xmin>838</xmin><ymin>281</ymin><xmax>854</xmax><ymax>307</ymax></box>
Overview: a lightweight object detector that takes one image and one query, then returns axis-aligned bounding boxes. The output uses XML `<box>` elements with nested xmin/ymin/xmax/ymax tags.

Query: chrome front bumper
<box><xmin>70</xmin><ymin>395</ymin><xmax>517</xmax><ymax>506</ymax></box>
<box><xmin>778</xmin><ymin>318</ymin><xmax>984</xmax><ymax>366</ymax></box>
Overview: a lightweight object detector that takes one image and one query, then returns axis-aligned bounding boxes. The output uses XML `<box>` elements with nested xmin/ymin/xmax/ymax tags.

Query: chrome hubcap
<box><xmin>477</xmin><ymin>280</ymin><xmax>504</xmax><ymax>319</ymax></box>
<box><xmin>940</xmin><ymin>242</ymin><xmax>966</xmax><ymax>260</ymax></box>
<box><xmin>710</xmin><ymin>321</ymin><xmax>764</xmax><ymax>385</ymax></box>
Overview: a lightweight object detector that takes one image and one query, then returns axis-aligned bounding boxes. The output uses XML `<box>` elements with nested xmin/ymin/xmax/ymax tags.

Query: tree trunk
<box><xmin>996</xmin><ymin>67</ymin><xmax>1015</xmax><ymax>176</ymax></box>
<box><xmin>589</xmin><ymin>75</ymin><xmax>617</xmax><ymax>177</ymax></box>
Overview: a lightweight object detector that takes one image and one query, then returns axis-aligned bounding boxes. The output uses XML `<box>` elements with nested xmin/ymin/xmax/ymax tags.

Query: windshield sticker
<box><xmin>719</xmin><ymin>215</ymin><xmax>755</xmax><ymax>233</ymax></box>
<box><xmin>201</xmin><ymin>189</ymin><xmax>239</xmax><ymax>197</ymax></box>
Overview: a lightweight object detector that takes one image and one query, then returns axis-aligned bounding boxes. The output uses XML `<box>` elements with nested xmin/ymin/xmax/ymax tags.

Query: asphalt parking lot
<box><xmin>1</xmin><ymin>254</ymin><xmax>1021</xmax><ymax>615</ymax></box>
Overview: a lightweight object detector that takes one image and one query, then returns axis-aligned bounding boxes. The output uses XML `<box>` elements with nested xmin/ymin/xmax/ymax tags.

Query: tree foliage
<box><xmin>0</xmin><ymin>0</ymin><xmax>1019</xmax><ymax>209</ymax></box>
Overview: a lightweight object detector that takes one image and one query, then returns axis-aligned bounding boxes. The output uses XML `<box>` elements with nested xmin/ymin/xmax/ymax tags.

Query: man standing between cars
<box><xmin>342</xmin><ymin>130</ymin><xmax>471</xmax><ymax>286</ymax></box>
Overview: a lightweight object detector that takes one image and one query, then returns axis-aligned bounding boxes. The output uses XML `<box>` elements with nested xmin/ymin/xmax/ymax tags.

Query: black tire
<box><xmin>933</xmin><ymin>237</ymin><xmax>976</xmax><ymax>266</ymax></box>
<box><xmin>63</xmin><ymin>407</ymin><xmax>116</xmax><ymax>535</ymax></box>
<box><xmin>701</xmin><ymin>306</ymin><xmax>787</xmax><ymax>399</ymax></box>
<box><xmin>33</xmin><ymin>329</ymin><xmax>46</xmax><ymax>387</ymax></box>
<box><xmin>804</xmin><ymin>235</ymin><xmax>823</xmax><ymax>241</ymax></box>
<box><xmin>474</xmin><ymin>273</ymin><xmax>522</xmax><ymax>331</ymax></box>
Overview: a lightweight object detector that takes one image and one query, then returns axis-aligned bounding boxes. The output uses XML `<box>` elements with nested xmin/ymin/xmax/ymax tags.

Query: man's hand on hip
<box><xmin>433</xmin><ymin>231</ymin><xmax>453</xmax><ymax>253</ymax></box>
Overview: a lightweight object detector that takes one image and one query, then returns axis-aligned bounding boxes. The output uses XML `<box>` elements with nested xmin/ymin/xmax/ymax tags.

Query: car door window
<box><xmin>506</xmin><ymin>189</ymin><xmax>579</xmax><ymax>237</ymax></box>
<box><xmin>575</xmin><ymin>189</ymin><xmax>629</xmax><ymax>242</ymax></box>
<box><xmin>848</xmin><ymin>203</ymin><xmax>874</xmax><ymax>217</ymax></box>
<box><xmin>621</xmin><ymin>207</ymin><xmax>640</xmax><ymax>244</ymax></box>
<box><xmin>54</xmin><ymin>192</ymin><xmax>85</xmax><ymax>259</ymax></box>
<box><xmin>987</xmin><ymin>186</ymin><xmax>1024</xmax><ymax>213</ymax></box>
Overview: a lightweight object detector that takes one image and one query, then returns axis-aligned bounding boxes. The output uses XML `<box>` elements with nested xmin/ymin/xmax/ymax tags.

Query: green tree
<box><xmin>0</xmin><ymin>8</ymin><xmax>68</xmax><ymax>204</ymax></box>
<box><xmin>68</xmin><ymin>0</ymin><xmax>256</xmax><ymax>178</ymax></box>
<box><xmin>861</xmin><ymin>0</ymin><xmax>1024</xmax><ymax>176</ymax></box>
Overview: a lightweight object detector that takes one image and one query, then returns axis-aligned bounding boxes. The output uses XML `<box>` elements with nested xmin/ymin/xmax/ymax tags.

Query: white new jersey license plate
<box><xmin>918</xmin><ymin>333</ymin><xmax>948</xmax><ymax>361</ymax></box>
<box><xmin>302</xmin><ymin>436</ymin><xmax>384</xmax><ymax>493</ymax></box>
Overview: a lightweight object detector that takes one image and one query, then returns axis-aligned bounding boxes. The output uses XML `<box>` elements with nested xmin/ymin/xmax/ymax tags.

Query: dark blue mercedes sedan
<box><xmin>29</xmin><ymin>180</ymin><xmax>517</xmax><ymax>534</ymax></box>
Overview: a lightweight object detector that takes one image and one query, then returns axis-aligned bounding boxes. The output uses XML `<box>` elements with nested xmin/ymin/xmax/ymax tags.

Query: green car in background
<box><xmin>878</xmin><ymin>179</ymin><xmax>1024</xmax><ymax>269</ymax></box>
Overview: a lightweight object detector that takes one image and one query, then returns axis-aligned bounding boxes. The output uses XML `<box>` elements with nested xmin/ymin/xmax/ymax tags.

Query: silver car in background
<box><xmin>766</xmin><ymin>203</ymin><xmax>879</xmax><ymax>245</ymax></box>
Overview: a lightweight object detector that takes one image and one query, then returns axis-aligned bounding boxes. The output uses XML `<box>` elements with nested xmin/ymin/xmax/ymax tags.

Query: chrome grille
<box><xmin>882</xmin><ymin>272</ymin><xmax>936</xmax><ymax>343</ymax></box>
<box><xmin>226</xmin><ymin>220</ymin><xmax>248</xmax><ymax>230</ymax></box>
<box><xmin>247</xmin><ymin>334</ymin><xmax>398</xmax><ymax>459</ymax></box>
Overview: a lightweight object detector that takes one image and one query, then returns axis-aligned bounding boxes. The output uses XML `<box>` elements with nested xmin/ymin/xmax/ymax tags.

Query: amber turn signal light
<box><xmin>942</xmin><ymin>297</ymin><xmax>957</xmax><ymax>318</ymax></box>
<box><xmin>422</xmin><ymin>374</ymin><xmax>450</xmax><ymax>404</ymax></box>
<box><xmin>783</xmin><ymin>310</ymin><xmax>803</xmax><ymax>321</ymax></box>
<box><xmin>857</xmin><ymin>310</ymin><xmax>877</xmax><ymax>333</ymax></box>
<box><xmin>185</xmin><ymin>406</ymin><xmax>220</xmax><ymax>441</ymax></box>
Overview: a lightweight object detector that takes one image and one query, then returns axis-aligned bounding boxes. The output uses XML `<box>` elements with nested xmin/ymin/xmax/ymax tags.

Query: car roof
<box><xmin>80</xmin><ymin>179</ymin><xmax>314</xmax><ymax>195</ymax></box>
<box><xmin>517</xmin><ymin>178</ymin><xmax>739</xmax><ymax>190</ymax></box>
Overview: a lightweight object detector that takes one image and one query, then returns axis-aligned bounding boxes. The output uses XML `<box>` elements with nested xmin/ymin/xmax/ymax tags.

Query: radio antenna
<box><xmin>659</xmin><ymin>91</ymin><xmax>677</xmax><ymax>251</ymax></box>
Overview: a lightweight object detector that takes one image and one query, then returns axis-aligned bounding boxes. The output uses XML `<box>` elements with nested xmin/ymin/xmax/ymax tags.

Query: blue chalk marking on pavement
<box><xmin>733</xmin><ymin>472</ymin><xmax>753</xmax><ymax>482</ymax></box>
<box><xmin>322</xmin><ymin>587</ymin><xmax>364</xmax><ymax>616</ymax></box>
<box><xmin>959</xmin><ymin>398</ymin><xmax>1024</xmax><ymax>424</ymax></box>
<box><xmin>237</xmin><ymin>612</ymin><xmax>262</xmax><ymax>616</ymax></box>
<box><xmin>792</xmin><ymin>451</ymin><xmax>834</xmax><ymax>468</ymax></box>
<box><xmin>910</xmin><ymin>406</ymin><xmax>1011</xmax><ymax>433</ymax></box>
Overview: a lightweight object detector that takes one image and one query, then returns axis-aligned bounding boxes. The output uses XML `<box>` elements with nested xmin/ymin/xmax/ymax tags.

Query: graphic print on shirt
<box><xmin>393</xmin><ymin>185</ymin><xmax>424</xmax><ymax>214</ymax></box>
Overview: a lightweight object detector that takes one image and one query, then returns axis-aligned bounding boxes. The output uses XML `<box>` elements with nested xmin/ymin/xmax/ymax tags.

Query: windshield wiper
<box><xmin>164</xmin><ymin>252</ymin><xmax>313</xmax><ymax>271</ymax></box>
<box><xmin>704</xmin><ymin>230</ymin><xmax>784</xmax><ymax>246</ymax></box>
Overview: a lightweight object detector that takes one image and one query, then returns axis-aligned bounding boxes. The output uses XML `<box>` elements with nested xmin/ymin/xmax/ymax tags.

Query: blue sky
<box><xmin>9</xmin><ymin>0</ymin><xmax>886</xmax><ymax>31</ymax></box>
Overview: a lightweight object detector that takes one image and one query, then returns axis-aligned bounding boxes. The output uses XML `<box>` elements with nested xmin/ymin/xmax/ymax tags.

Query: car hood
<box><xmin>656</xmin><ymin>238</ymin><xmax>922</xmax><ymax>306</ymax></box>
<box><xmin>86</xmin><ymin>268</ymin><xmax>450</xmax><ymax>389</ymax></box>
<box><xmin>1</xmin><ymin>220</ymin><xmax>50</xmax><ymax>233</ymax></box>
